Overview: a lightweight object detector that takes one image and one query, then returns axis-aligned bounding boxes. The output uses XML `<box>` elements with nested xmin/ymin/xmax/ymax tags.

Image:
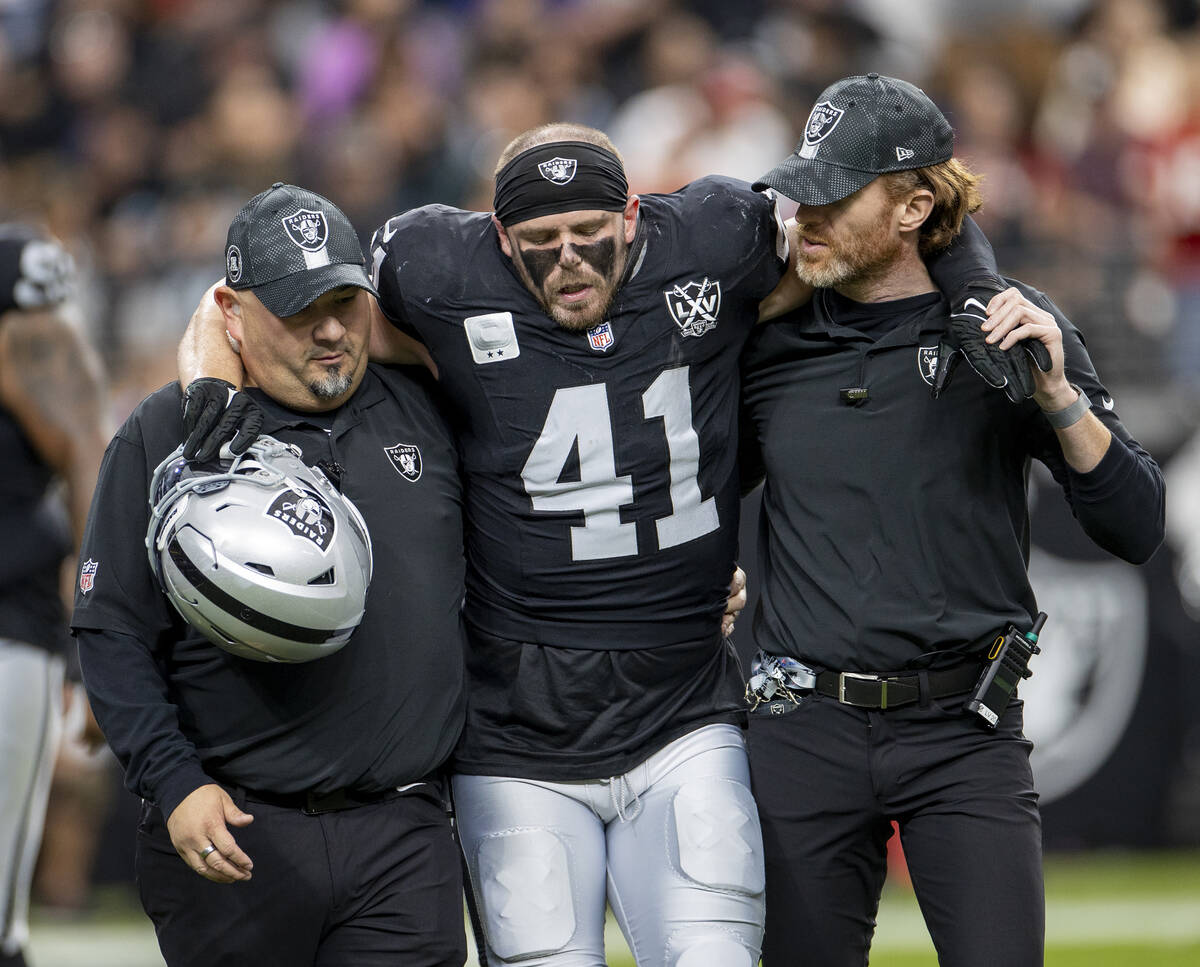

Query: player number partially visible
<box><xmin>521</xmin><ymin>366</ymin><xmax>718</xmax><ymax>561</ymax></box>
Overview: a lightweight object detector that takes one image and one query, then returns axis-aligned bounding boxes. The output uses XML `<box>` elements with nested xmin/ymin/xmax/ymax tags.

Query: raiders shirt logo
<box><xmin>384</xmin><ymin>443</ymin><xmax>422</xmax><ymax>482</ymax></box>
<box><xmin>918</xmin><ymin>345</ymin><xmax>939</xmax><ymax>386</ymax></box>
<box><xmin>266</xmin><ymin>487</ymin><xmax>336</xmax><ymax>550</ymax></box>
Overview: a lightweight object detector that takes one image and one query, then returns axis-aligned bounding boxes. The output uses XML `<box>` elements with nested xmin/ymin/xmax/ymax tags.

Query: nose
<box><xmin>558</xmin><ymin>241</ymin><xmax>583</xmax><ymax>266</ymax></box>
<box><xmin>313</xmin><ymin>313</ymin><xmax>347</xmax><ymax>344</ymax></box>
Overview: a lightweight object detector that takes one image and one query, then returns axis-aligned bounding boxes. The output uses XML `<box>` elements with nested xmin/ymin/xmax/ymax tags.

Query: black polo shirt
<box><xmin>739</xmin><ymin>283</ymin><xmax>1165</xmax><ymax>673</ymax></box>
<box><xmin>71</xmin><ymin>365</ymin><xmax>466</xmax><ymax>819</ymax></box>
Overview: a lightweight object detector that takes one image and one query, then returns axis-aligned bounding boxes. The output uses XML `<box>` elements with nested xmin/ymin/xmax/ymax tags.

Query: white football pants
<box><xmin>0</xmin><ymin>640</ymin><xmax>64</xmax><ymax>957</ymax></box>
<box><xmin>453</xmin><ymin>723</ymin><xmax>764</xmax><ymax>967</ymax></box>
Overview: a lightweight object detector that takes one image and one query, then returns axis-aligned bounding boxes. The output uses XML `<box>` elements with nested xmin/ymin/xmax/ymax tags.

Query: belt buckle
<box><xmin>838</xmin><ymin>672</ymin><xmax>886</xmax><ymax>709</ymax></box>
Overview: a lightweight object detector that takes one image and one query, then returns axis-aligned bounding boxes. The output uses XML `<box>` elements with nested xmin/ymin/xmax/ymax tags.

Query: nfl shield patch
<box><xmin>267</xmin><ymin>487</ymin><xmax>335</xmax><ymax>550</ymax></box>
<box><xmin>384</xmin><ymin>443</ymin><xmax>422</xmax><ymax>482</ymax></box>
<box><xmin>917</xmin><ymin>345</ymin><xmax>940</xmax><ymax>386</ymax></box>
<box><xmin>79</xmin><ymin>559</ymin><xmax>98</xmax><ymax>594</ymax></box>
<box><xmin>537</xmin><ymin>157</ymin><xmax>577</xmax><ymax>185</ymax></box>
<box><xmin>665</xmin><ymin>278</ymin><xmax>721</xmax><ymax>338</ymax></box>
<box><xmin>281</xmin><ymin>209</ymin><xmax>329</xmax><ymax>252</ymax></box>
<box><xmin>586</xmin><ymin>321</ymin><xmax>614</xmax><ymax>352</ymax></box>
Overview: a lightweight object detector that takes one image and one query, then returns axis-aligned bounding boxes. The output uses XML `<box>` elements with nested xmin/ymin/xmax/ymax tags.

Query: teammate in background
<box><xmin>178</xmin><ymin>122</ymin><xmax>1008</xmax><ymax>967</ymax></box>
<box><xmin>0</xmin><ymin>226</ymin><xmax>107</xmax><ymax>967</ymax></box>
<box><xmin>71</xmin><ymin>185</ymin><xmax>468</xmax><ymax>967</ymax></box>
<box><xmin>740</xmin><ymin>74</ymin><xmax>1165</xmax><ymax>967</ymax></box>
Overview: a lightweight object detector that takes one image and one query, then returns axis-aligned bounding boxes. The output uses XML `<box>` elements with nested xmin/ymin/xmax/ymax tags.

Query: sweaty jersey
<box><xmin>371</xmin><ymin>176</ymin><xmax>786</xmax><ymax>651</ymax></box>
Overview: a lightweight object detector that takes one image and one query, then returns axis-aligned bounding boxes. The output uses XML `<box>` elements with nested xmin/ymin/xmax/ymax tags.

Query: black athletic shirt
<box><xmin>0</xmin><ymin>401</ymin><xmax>72</xmax><ymax>654</ymax></box>
<box><xmin>371</xmin><ymin>175</ymin><xmax>786</xmax><ymax>778</ymax></box>
<box><xmin>71</xmin><ymin>366</ymin><xmax>467</xmax><ymax>819</ymax></box>
<box><xmin>739</xmin><ymin>283</ymin><xmax>1165</xmax><ymax>674</ymax></box>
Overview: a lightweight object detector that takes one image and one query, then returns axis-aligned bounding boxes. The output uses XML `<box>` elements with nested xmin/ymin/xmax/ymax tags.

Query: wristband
<box><xmin>1040</xmin><ymin>383</ymin><xmax>1091</xmax><ymax>429</ymax></box>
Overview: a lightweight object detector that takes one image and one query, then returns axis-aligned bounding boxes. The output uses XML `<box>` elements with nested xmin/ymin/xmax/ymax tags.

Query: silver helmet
<box><xmin>146</xmin><ymin>436</ymin><xmax>373</xmax><ymax>663</ymax></box>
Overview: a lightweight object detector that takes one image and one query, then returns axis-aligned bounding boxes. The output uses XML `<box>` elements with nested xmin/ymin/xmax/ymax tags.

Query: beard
<box><xmin>794</xmin><ymin>216</ymin><xmax>904</xmax><ymax>289</ymax></box>
<box><xmin>307</xmin><ymin>360</ymin><xmax>357</xmax><ymax>400</ymax></box>
<box><xmin>540</xmin><ymin>277</ymin><xmax>619</xmax><ymax>331</ymax></box>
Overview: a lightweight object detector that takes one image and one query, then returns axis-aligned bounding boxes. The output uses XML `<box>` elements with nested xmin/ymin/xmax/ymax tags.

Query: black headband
<box><xmin>493</xmin><ymin>141</ymin><xmax>629</xmax><ymax>226</ymax></box>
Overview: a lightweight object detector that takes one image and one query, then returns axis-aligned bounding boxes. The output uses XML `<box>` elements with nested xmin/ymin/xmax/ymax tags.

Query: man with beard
<box><xmin>740</xmin><ymin>74</ymin><xmax>1165</xmax><ymax>966</ymax></box>
<box><xmin>177</xmin><ymin>122</ymin><xmax>1010</xmax><ymax>967</ymax></box>
<box><xmin>72</xmin><ymin>185</ymin><xmax>468</xmax><ymax>967</ymax></box>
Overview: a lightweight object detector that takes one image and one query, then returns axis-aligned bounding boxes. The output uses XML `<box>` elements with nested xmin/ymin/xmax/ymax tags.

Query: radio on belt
<box><xmin>965</xmin><ymin>612</ymin><xmax>1047</xmax><ymax>727</ymax></box>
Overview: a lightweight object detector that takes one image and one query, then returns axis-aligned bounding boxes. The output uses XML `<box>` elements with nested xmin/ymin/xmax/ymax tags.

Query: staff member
<box><xmin>72</xmin><ymin>185</ymin><xmax>468</xmax><ymax>967</ymax></box>
<box><xmin>740</xmin><ymin>74</ymin><xmax>1165</xmax><ymax>967</ymax></box>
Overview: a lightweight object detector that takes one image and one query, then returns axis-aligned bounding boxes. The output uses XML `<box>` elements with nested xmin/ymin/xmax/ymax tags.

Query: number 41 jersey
<box><xmin>371</xmin><ymin>176</ymin><xmax>785</xmax><ymax>651</ymax></box>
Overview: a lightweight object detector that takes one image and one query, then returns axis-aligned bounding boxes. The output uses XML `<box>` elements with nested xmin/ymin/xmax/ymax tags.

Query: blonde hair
<box><xmin>882</xmin><ymin>157</ymin><xmax>983</xmax><ymax>255</ymax></box>
<box><xmin>494</xmin><ymin>123</ymin><xmax>625</xmax><ymax>177</ymax></box>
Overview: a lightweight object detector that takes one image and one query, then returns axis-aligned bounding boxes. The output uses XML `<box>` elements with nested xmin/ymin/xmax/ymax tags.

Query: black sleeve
<box><xmin>926</xmin><ymin>215</ymin><xmax>1003</xmax><ymax>299</ymax></box>
<box><xmin>77</xmin><ymin>627</ymin><xmax>211</xmax><ymax>819</ymax></box>
<box><xmin>1022</xmin><ymin>291</ymin><xmax>1165</xmax><ymax>565</ymax></box>
<box><xmin>368</xmin><ymin>214</ymin><xmax>419</xmax><ymax>339</ymax></box>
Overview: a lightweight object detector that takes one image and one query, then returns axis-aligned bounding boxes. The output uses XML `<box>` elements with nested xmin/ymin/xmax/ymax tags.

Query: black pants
<box><xmin>135</xmin><ymin>787</ymin><xmax>466</xmax><ymax>967</ymax></box>
<box><xmin>748</xmin><ymin>693</ymin><xmax>1043</xmax><ymax>967</ymax></box>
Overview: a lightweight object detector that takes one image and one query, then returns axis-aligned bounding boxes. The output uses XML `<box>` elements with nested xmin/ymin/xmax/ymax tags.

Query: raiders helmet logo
<box><xmin>226</xmin><ymin>245</ymin><xmax>243</xmax><ymax>283</ymax></box>
<box><xmin>267</xmin><ymin>487</ymin><xmax>336</xmax><ymax>550</ymax></box>
<box><xmin>384</xmin><ymin>443</ymin><xmax>422</xmax><ymax>482</ymax></box>
<box><xmin>804</xmin><ymin>101</ymin><xmax>844</xmax><ymax>146</ymax></box>
<box><xmin>538</xmin><ymin>157</ymin><xmax>578</xmax><ymax>185</ymax></box>
<box><xmin>917</xmin><ymin>345</ymin><xmax>939</xmax><ymax>386</ymax></box>
<box><xmin>665</xmin><ymin>278</ymin><xmax>721</xmax><ymax>338</ymax></box>
<box><xmin>79</xmin><ymin>559</ymin><xmax>99</xmax><ymax>594</ymax></box>
<box><xmin>281</xmin><ymin>209</ymin><xmax>329</xmax><ymax>253</ymax></box>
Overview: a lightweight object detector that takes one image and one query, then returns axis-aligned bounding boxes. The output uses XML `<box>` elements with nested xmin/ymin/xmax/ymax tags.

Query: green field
<box><xmin>30</xmin><ymin>850</ymin><xmax>1200</xmax><ymax>966</ymax></box>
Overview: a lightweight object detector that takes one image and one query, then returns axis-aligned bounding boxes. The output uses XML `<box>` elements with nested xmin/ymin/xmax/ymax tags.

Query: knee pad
<box><xmin>669</xmin><ymin>931</ymin><xmax>758</xmax><ymax>967</ymax></box>
<box><xmin>473</xmin><ymin>827</ymin><xmax>575</xmax><ymax>961</ymax></box>
<box><xmin>671</xmin><ymin>779</ymin><xmax>764</xmax><ymax>896</ymax></box>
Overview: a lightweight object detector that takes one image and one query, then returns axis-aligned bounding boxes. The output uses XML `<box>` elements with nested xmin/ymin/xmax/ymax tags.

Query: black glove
<box><xmin>932</xmin><ymin>287</ymin><xmax>1053</xmax><ymax>403</ymax></box>
<box><xmin>181</xmin><ymin>378</ymin><xmax>264</xmax><ymax>463</ymax></box>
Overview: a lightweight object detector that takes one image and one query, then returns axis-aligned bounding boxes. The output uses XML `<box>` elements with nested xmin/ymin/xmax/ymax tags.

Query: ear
<box><xmin>492</xmin><ymin>215</ymin><xmax>513</xmax><ymax>258</ymax></box>
<box><xmin>623</xmin><ymin>195</ymin><xmax>640</xmax><ymax>244</ymax></box>
<box><xmin>898</xmin><ymin>188</ymin><xmax>934</xmax><ymax>235</ymax></box>
<box><xmin>214</xmin><ymin>285</ymin><xmax>245</xmax><ymax>343</ymax></box>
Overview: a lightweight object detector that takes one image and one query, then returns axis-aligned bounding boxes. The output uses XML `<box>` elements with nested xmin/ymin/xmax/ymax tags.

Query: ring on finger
<box><xmin>199</xmin><ymin>844</ymin><xmax>217</xmax><ymax>859</ymax></box>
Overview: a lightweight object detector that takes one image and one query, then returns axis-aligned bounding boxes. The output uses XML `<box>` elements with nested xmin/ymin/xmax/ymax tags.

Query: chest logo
<box><xmin>538</xmin><ymin>157</ymin><xmax>577</xmax><ymax>185</ymax></box>
<box><xmin>385</xmin><ymin>443</ymin><xmax>423</xmax><ymax>482</ymax></box>
<box><xmin>465</xmin><ymin>311</ymin><xmax>521</xmax><ymax>364</ymax></box>
<box><xmin>665</xmin><ymin>278</ymin><xmax>721</xmax><ymax>338</ymax></box>
<box><xmin>917</xmin><ymin>345</ymin><xmax>939</xmax><ymax>386</ymax></box>
<box><xmin>586</xmin><ymin>321</ymin><xmax>614</xmax><ymax>352</ymax></box>
<box><xmin>79</xmin><ymin>559</ymin><xmax>98</xmax><ymax>594</ymax></box>
<box><xmin>281</xmin><ymin>209</ymin><xmax>329</xmax><ymax>253</ymax></box>
<box><xmin>266</xmin><ymin>487</ymin><xmax>335</xmax><ymax>551</ymax></box>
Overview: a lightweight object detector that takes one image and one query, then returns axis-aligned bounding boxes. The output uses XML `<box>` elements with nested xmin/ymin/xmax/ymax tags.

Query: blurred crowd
<box><xmin>2</xmin><ymin>0</ymin><xmax>1200</xmax><ymax>425</ymax></box>
<box><xmin>5</xmin><ymin>0</ymin><xmax>1200</xmax><ymax>915</ymax></box>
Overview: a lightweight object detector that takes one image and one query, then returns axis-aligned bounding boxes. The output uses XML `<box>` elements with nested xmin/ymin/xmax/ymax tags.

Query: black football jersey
<box><xmin>372</xmin><ymin>176</ymin><xmax>785</xmax><ymax>650</ymax></box>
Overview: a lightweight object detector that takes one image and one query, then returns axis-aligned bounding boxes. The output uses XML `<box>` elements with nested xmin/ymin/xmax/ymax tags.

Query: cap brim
<box><xmin>753</xmin><ymin>155</ymin><xmax>878</xmax><ymax>207</ymax></box>
<box><xmin>252</xmin><ymin>263</ymin><xmax>379</xmax><ymax>318</ymax></box>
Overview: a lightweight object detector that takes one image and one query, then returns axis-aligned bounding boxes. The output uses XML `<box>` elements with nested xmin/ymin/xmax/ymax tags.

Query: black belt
<box><xmin>813</xmin><ymin>662</ymin><xmax>981</xmax><ymax>710</ymax></box>
<box><xmin>235</xmin><ymin>783</ymin><xmax>423</xmax><ymax>816</ymax></box>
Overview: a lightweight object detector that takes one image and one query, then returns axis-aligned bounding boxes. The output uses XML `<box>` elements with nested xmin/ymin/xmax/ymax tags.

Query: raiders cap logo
<box><xmin>538</xmin><ymin>157</ymin><xmax>577</xmax><ymax>185</ymax></box>
<box><xmin>804</xmin><ymin>102</ymin><xmax>844</xmax><ymax>147</ymax></box>
<box><xmin>281</xmin><ymin>209</ymin><xmax>329</xmax><ymax>253</ymax></box>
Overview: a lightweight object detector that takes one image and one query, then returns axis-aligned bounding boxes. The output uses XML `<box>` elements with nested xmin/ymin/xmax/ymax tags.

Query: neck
<box><xmin>834</xmin><ymin>245</ymin><xmax>935</xmax><ymax>304</ymax></box>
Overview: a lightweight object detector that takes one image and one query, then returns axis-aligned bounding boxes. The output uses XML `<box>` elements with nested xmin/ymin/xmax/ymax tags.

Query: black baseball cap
<box><xmin>224</xmin><ymin>183</ymin><xmax>378</xmax><ymax>317</ymax></box>
<box><xmin>754</xmin><ymin>73</ymin><xmax>954</xmax><ymax>207</ymax></box>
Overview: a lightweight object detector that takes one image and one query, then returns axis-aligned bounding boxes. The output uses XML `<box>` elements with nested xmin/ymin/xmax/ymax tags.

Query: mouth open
<box><xmin>557</xmin><ymin>283</ymin><xmax>594</xmax><ymax>303</ymax></box>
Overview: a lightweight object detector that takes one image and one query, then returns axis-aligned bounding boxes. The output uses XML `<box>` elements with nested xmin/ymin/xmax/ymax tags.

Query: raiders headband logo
<box><xmin>79</xmin><ymin>559</ymin><xmax>98</xmax><ymax>594</ymax></box>
<box><xmin>804</xmin><ymin>101</ymin><xmax>844</xmax><ymax>147</ymax></box>
<box><xmin>538</xmin><ymin>157</ymin><xmax>578</xmax><ymax>185</ymax></box>
<box><xmin>918</xmin><ymin>345</ymin><xmax>939</xmax><ymax>386</ymax></box>
<box><xmin>665</xmin><ymin>278</ymin><xmax>721</xmax><ymax>338</ymax></box>
<box><xmin>226</xmin><ymin>245</ymin><xmax>243</xmax><ymax>283</ymax></box>
<box><xmin>384</xmin><ymin>443</ymin><xmax>422</xmax><ymax>482</ymax></box>
<box><xmin>281</xmin><ymin>209</ymin><xmax>329</xmax><ymax>253</ymax></box>
<box><xmin>266</xmin><ymin>486</ymin><xmax>336</xmax><ymax>550</ymax></box>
